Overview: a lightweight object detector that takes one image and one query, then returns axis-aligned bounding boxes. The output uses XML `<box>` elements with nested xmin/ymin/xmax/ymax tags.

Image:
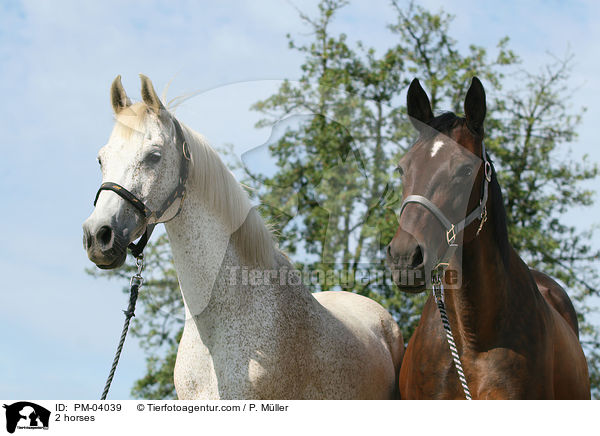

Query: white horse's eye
<box><xmin>145</xmin><ymin>151</ymin><xmax>162</xmax><ymax>164</ymax></box>
<box><xmin>97</xmin><ymin>156</ymin><xmax>102</xmax><ymax>167</ymax></box>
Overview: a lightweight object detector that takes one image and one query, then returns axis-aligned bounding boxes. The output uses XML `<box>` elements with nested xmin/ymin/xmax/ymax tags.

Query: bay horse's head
<box><xmin>82</xmin><ymin>75</ymin><xmax>190</xmax><ymax>269</ymax></box>
<box><xmin>387</xmin><ymin>77</ymin><xmax>489</xmax><ymax>292</ymax></box>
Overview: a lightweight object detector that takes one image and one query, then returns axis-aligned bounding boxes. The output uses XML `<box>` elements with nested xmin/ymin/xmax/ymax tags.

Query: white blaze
<box><xmin>431</xmin><ymin>140</ymin><xmax>444</xmax><ymax>157</ymax></box>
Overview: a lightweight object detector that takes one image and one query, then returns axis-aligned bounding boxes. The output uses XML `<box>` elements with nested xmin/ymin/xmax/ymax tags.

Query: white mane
<box><xmin>180</xmin><ymin>121</ymin><xmax>276</xmax><ymax>267</ymax></box>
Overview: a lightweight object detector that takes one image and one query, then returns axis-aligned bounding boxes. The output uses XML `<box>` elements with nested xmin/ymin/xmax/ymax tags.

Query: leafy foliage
<box><xmin>249</xmin><ymin>0</ymin><xmax>520</xmax><ymax>340</ymax></box>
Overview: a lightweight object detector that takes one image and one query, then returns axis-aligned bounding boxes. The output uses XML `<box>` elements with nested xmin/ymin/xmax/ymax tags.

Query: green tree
<box><xmin>484</xmin><ymin>56</ymin><xmax>600</xmax><ymax>393</ymax></box>
<box><xmin>249</xmin><ymin>0</ymin><xmax>518</xmax><ymax>339</ymax></box>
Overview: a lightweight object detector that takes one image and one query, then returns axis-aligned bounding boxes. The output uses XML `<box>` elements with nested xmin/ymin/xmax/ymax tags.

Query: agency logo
<box><xmin>3</xmin><ymin>402</ymin><xmax>50</xmax><ymax>434</ymax></box>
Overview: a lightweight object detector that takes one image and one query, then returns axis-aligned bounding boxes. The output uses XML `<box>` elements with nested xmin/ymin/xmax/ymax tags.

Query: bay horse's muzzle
<box><xmin>386</xmin><ymin>230</ymin><xmax>427</xmax><ymax>292</ymax></box>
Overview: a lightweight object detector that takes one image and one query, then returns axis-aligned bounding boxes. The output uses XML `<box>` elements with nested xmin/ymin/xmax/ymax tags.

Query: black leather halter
<box><xmin>93</xmin><ymin>117</ymin><xmax>191</xmax><ymax>257</ymax></box>
<box><xmin>398</xmin><ymin>141</ymin><xmax>492</xmax><ymax>269</ymax></box>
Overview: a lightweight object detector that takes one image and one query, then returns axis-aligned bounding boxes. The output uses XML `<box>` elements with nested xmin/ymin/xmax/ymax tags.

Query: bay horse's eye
<box><xmin>458</xmin><ymin>165</ymin><xmax>473</xmax><ymax>178</ymax></box>
<box><xmin>395</xmin><ymin>166</ymin><xmax>404</xmax><ymax>177</ymax></box>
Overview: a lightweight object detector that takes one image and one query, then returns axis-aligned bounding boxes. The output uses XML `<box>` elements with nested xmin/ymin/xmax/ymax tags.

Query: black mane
<box><xmin>487</xmin><ymin>157</ymin><xmax>510</xmax><ymax>268</ymax></box>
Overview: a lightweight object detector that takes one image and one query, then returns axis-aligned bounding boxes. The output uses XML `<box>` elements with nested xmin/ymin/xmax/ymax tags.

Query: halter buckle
<box><xmin>446</xmin><ymin>224</ymin><xmax>456</xmax><ymax>245</ymax></box>
<box><xmin>484</xmin><ymin>161</ymin><xmax>492</xmax><ymax>182</ymax></box>
<box><xmin>182</xmin><ymin>141</ymin><xmax>191</xmax><ymax>161</ymax></box>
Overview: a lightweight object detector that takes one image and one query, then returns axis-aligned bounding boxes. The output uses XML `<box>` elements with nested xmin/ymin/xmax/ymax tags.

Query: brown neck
<box><xmin>445</xmin><ymin>201</ymin><xmax>511</xmax><ymax>350</ymax></box>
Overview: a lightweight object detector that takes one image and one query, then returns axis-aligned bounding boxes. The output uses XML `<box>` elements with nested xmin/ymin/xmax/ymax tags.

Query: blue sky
<box><xmin>1</xmin><ymin>0</ymin><xmax>599</xmax><ymax>399</ymax></box>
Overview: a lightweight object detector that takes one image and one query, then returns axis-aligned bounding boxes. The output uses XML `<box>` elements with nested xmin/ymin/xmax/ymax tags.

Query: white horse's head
<box><xmin>83</xmin><ymin>75</ymin><xmax>189</xmax><ymax>269</ymax></box>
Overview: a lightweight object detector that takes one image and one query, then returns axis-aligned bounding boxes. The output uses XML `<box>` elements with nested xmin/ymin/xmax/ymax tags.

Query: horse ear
<box><xmin>140</xmin><ymin>74</ymin><xmax>165</xmax><ymax>114</ymax></box>
<box><xmin>110</xmin><ymin>75</ymin><xmax>131</xmax><ymax>114</ymax></box>
<box><xmin>407</xmin><ymin>78</ymin><xmax>433</xmax><ymax>131</ymax></box>
<box><xmin>464</xmin><ymin>77</ymin><xmax>486</xmax><ymax>136</ymax></box>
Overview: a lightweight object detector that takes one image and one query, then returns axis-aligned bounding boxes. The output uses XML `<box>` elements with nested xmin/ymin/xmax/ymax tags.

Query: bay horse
<box><xmin>386</xmin><ymin>77</ymin><xmax>590</xmax><ymax>399</ymax></box>
<box><xmin>82</xmin><ymin>75</ymin><xmax>403</xmax><ymax>399</ymax></box>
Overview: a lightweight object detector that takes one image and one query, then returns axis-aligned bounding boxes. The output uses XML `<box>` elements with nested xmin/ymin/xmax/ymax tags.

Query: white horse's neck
<box><xmin>165</xmin><ymin>191</ymin><xmax>237</xmax><ymax>319</ymax></box>
<box><xmin>163</xmin><ymin>133</ymin><xmax>279</xmax><ymax>320</ymax></box>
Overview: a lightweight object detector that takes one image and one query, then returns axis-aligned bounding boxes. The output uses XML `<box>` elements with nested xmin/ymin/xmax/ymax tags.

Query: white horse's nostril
<box><xmin>96</xmin><ymin>225</ymin><xmax>113</xmax><ymax>248</ymax></box>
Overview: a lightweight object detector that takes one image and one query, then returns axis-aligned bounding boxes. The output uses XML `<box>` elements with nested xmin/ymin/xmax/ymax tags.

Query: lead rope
<box><xmin>432</xmin><ymin>271</ymin><xmax>472</xmax><ymax>400</ymax></box>
<box><xmin>100</xmin><ymin>254</ymin><xmax>144</xmax><ymax>400</ymax></box>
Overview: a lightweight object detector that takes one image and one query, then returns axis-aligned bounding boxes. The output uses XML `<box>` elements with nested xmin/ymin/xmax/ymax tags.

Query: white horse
<box><xmin>83</xmin><ymin>75</ymin><xmax>404</xmax><ymax>399</ymax></box>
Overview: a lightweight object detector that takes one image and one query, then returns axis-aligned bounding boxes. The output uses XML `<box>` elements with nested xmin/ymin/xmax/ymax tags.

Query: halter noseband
<box><xmin>398</xmin><ymin>141</ymin><xmax>493</xmax><ymax>269</ymax></box>
<box><xmin>93</xmin><ymin>117</ymin><xmax>191</xmax><ymax>257</ymax></box>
